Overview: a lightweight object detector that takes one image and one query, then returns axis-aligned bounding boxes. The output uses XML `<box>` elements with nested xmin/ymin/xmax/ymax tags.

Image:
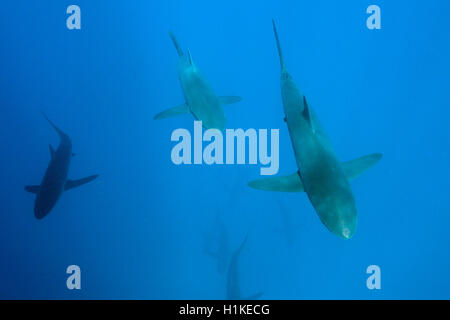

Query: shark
<box><xmin>154</xmin><ymin>31</ymin><xmax>242</xmax><ymax>130</ymax></box>
<box><xmin>248</xmin><ymin>21</ymin><xmax>382</xmax><ymax>239</ymax></box>
<box><xmin>226</xmin><ymin>234</ymin><xmax>263</xmax><ymax>300</ymax></box>
<box><xmin>275</xmin><ymin>198</ymin><xmax>300</xmax><ymax>247</ymax></box>
<box><xmin>204</xmin><ymin>212</ymin><xmax>231</xmax><ymax>274</ymax></box>
<box><xmin>25</xmin><ymin>113</ymin><xmax>99</xmax><ymax>219</ymax></box>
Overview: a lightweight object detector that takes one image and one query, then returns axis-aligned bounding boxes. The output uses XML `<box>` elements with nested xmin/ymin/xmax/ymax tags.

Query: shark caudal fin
<box><xmin>169</xmin><ymin>31</ymin><xmax>184</xmax><ymax>57</ymax></box>
<box><xmin>65</xmin><ymin>175</ymin><xmax>99</xmax><ymax>191</ymax></box>
<box><xmin>42</xmin><ymin>112</ymin><xmax>67</xmax><ymax>139</ymax></box>
<box><xmin>272</xmin><ymin>19</ymin><xmax>286</xmax><ymax>71</ymax></box>
<box><xmin>342</xmin><ymin>153</ymin><xmax>383</xmax><ymax>180</ymax></box>
<box><xmin>154</xmin><ymin>103</ymin><xmax>190</xmax><ymax>120</ymax></box>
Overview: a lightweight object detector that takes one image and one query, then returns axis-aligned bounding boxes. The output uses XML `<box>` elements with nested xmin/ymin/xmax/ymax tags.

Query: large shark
<box><xmin>249</xmin><ymin>21</ymin><xmax>382</xmax><ymax>239</ymax></box>
<box><xmin>25</xmin><ymin>114</ymin><xmax>99</xmax><ymax>219</ymax></box>
<box><xmin>226</xmin><ymin>235</ymin><xmax>263</xmax><ymax>300</ymax></box>
<box><xmin>154</xmin><ymin>32</ymin><xmax>242</xmax><ymax>130</ymax></box>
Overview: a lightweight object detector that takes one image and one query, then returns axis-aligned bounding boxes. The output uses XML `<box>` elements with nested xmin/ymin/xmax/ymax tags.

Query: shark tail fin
<box><xmin>272</xmin><ymin>19</ymin><xmax>286</xmax><ymax>71</ymax></box>
<box><xmin>169</xmin><ymin>31</ymin><xmax>184</xmax><ymax>57</ymax></box>
<box><xmin>42</xmin><ymin>112</ymin><xmax>66</xmax><ymax>138</ymax></box>
<box><xmin>65</xmin><ymin>175</ymin><xmax>99</xmax><ymax>191</ymax></box>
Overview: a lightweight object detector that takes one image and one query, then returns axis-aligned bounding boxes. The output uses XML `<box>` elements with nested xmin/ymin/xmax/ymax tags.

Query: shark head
<box><xmin>318</xmin><ymin>197</ymin><xmax>358</xmax><ymax>240</ymax></box>
<box><xmin>334</xmin><ymin>210</ymin><xmax>357</xmax><ymax>240</ymax></box>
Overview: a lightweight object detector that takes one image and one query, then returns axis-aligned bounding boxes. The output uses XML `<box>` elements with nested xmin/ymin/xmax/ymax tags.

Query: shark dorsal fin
<box><xmin>302</xmin><ymin>96</ymin><xmax>315</xmax><ymax>134</ymax></box>
<box><xmin>187</xmin><ymin>49</ymin><xmax>193</xmax><ymax>65</ymax></box>
<box><xmin>272</xmin><ymin>19</ymin><xmax>286</xmax><ymax>71</ymax></box>
<box><xmin>49</xmin><ymin>145</ymin><xmax>55</xmax><ymax>158</ymax></box>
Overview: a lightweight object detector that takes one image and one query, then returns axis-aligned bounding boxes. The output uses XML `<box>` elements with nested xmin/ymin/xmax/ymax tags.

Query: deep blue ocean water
<box><xmin>0</xmin><ymin>1</ymin><xmax>449</xmax><ymax>299</ymax></box>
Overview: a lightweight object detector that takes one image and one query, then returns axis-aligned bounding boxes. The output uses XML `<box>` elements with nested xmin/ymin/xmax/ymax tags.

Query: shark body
<box><xmin>25</xmin><ymin>114</ymin><xmax>98</xmax><ymax>219</ymax></box>
<box><xmin>226</xmin><ymin>235</ymin><xmax>263</xmax><ymax>300</ymax></box>
<box><xmin>154</xmin><ymin>32</ymin><xmax>242</xmax><ymax>130</ymax></box>
<box><xmin>204</xmin><ymin>212</ymin><xmax>231</xmax><ymax>274</ymax></box>
<box><xmin>249</xmin><ymin>21</ymin><xmax>382</xmax><ymax>239</ymax></box>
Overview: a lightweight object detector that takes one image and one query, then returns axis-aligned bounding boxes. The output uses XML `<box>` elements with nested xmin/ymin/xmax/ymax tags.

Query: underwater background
<box><xmin>0</xmin><ymin>0</ymin><xmax>449</xmax><ymax>299</ymax></box>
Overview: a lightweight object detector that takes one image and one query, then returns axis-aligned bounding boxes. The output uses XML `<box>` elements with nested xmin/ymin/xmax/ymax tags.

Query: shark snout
<box><xmin>340</xmin><ymin>225</ymin><xmax>356</xmax><ymax>240</ymax></box>
<box><xmin>34</xmin><ymin>197</ymin><xmax>56</xmax><ymax>220</ymax></box>
<box><xmin>335</xmin><ymin>210</ymin><xmax>357</xmax><ymax>240</ymax></box>
<box><xmin>326</xmin><ymin>218</ymin><xmax>356</xmax><ymax>240</ymax></box>
<box><xmin>34</xmin><ymin>205</ymin><xmax>48</xmax><ymax>220</ymax></box>
<box><xmin>318</xmin><ymin>202</ymin><xmax>358</xmax><ymax>240</ymax></box>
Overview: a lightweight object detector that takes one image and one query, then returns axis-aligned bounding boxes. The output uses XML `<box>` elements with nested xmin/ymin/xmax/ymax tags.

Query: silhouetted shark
<box><xmin>154</xmin><ymin>32</ymin><xmax>242</xmax><ymax>130</ymax></box>
<box><xmin>25</xmin><ymin>113</ymin><xmax>98</xmax><ymax>219</ymax></box>
<box><xmin>249</xmin><ymin>21</ymin><xmax>382</xmax><ymax>239</ymax></box>
<box><xmin>226</xmin><ymin>234</ymin><xmax>263</xmax><ymax>300</ymax></box>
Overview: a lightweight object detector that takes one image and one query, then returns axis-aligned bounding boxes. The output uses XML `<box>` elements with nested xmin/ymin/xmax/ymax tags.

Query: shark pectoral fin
<box><xmin>65</xmin><ymin>175</ymin><xmax>99</xmax><ymax>191</ymax></box>
<box><xmin>342</xmin><ymin>153</ymin><xmax>383</xmax><ymax>180</ymax></box>
<box><xmin>25</xmin><ymin>185</ymin><xmax>40</xmax><ymax>194</ymax></box>
<box><xmin>153</xmin><ymin>104</ymin><xmax>190</xmax><ymax>120</ymax></box>
<box><xmin>218</xmin><ymin>96</ymin><xmax>242</xmax><ymax>105</ymax></box>
<box><xmin>49</xmin><ymin>145</ymin><xmax>55</xmax><ymax>158</ymax></box>
<box><xmin>248</xmin><ymin>172</ymin><xmax>304</xmax><ymax>192</ymax></box>
<box><xmin>245</xmin><ymin>292</ymin><xmax>264</xmax><ymax>300</ymax></box>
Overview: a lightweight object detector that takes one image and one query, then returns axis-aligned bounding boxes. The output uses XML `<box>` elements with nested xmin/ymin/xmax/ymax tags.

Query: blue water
<box><xmin>0</xmin><ymin>0</ymin><xmax>449</xmax><ymax>299</ymax></box>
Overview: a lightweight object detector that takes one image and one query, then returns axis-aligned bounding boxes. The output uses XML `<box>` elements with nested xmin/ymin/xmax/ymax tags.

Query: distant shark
<box><xmin>25</xmin><ymin>113</ymin><xmax>99</xmax><ymax>219</ymax></box>
<box><xmin>204</xmin><ymin>212</ymin><xmax>231</xmax><ymax>274</ymax></box>
<box><xmin>249</xmin><ymin>21</ymin><xmax>382</xmax><ymax>239</ymax></box>
<box><xmin>275</xmin><ymin>198</ymin><xmax>300</xmax><ymax>247</ymax></box>
<box><xmin>226</xmin><ymin>234</ymin><xmax>263</xmax><ymax>300</ymax></box>
<box><xmin>154</xmin><ymin>32</ymin><xmax>242</xmax><ymax>130</ymax></box>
